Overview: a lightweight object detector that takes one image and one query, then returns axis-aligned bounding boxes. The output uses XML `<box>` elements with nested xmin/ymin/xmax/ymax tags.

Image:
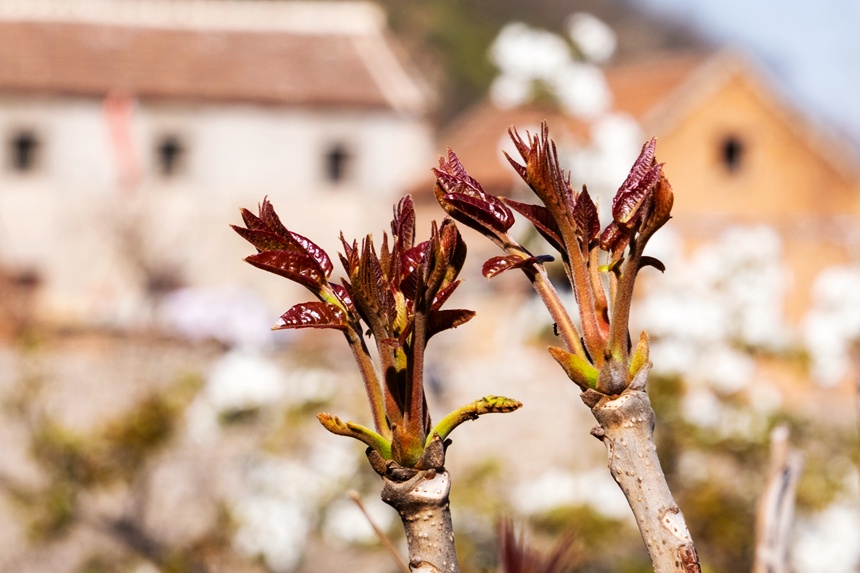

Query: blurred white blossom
<box><xmin>792</xmin><ymin>502</ymin><xmax>860</xmax><ymax>573</ymax></box>
<box><xmin>681</xmin><ymin>387</ymin><xmax>723</xmax><ymax>428</ymax></box>
<box><xmin>488</xmin><ymin>19</ymin><xmax>613</xmax><ymax>120</ymax></box>
<box><xmin>489</xmin><ymin>22</ymin><xmax>571</xmax><ymax>81</ymax></box>
<box><xmin>205</xmin><ymin>348</ymin><xmax>286</xmax><ymax>412</ymax></box>
<box><xmin>231</xmin><ymin>451</ymin><xmax>355</xmax><ymax>572</ymax></box>
<box><xmin>160</xmin><ymin>286</ymin><xmax>276</xmax><ymax>348</ymax></box>
<box><xmin>233</xmin><ymin>497</ymin><xmax>310</xmax><ymax>572</ymax></box>
<box><xmin>566</xmin><ymin>12</ymin><xmax>616</xmax><ymax>63</ymax></box>
<box><xmin>802</xmin><ymin>266</ymin><xmax>860</xmax><ymax>386</ymax></box>
<box><xmin>697</xmin><ymin>344</ymin><xmax>756</xmax><ymax>393</ymax></box>
<box><xmin>186</xmin><ymin>349</ymin><xmax>339</xmax><ymax>444</ymax></box>
<box><xmin>489</xmin><ymin>73</ymin><xmax>534</xmax><ymax>110</ymax></box>
<box><xmin>512</xmin><ymin>468</ymin><xmax>630</xmax><ymax>520</ymax></box>
<box><xmin>323</xmin><ymin>496</ymin><xmax>395</xmax><ymax>545</ymax></box>
<box><xmin>568</xmin><ymin>113</ymin><xmax>643</xmax><ymax>214</ymax></box>
<box><xmin>552</xmin><ymin>61</ymin><xmax>611</xmax><ymax>118</ymax></box>
<box><xmin>637</xmin><ymin>225</ymin><xmax>792</xmax><ymax>394</ymax></box>
<box><xmin>231</xmin><ymin>457</ymin><xmax>316</xmax><ymax>572</ymax></box>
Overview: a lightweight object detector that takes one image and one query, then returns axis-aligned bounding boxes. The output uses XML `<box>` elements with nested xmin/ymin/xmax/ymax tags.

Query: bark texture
<box><xmin>585</xmin><ymin>386</ymin><xmax>701</xmax><ymax>573</ymax></box>
<box><xmin>368</xmin><ymin>439</ymin><xmax>459</xmax><ymax>573</ymax></box>
<box><xmin>381</xmin><ymin>468</ymin><xmax>458</xmax><ymax>573</ymax></box>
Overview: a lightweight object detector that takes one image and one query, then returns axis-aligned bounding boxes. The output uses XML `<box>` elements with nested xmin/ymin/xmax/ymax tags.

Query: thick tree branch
<box><xmin>584</xmin><ymin>368</ymin><xmax>700</xmax><ymax>573</ymax></box>
<box><xmin>381</xmin><ymin>469</ymin><xmax>458</xmax><ymax>573</ymax></box>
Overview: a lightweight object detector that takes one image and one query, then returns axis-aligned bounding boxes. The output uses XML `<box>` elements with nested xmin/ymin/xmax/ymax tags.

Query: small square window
<box><xmin>719</xmin><ymin>135</ymin><xmax>745</xmax><ymax>174</ymax></box>
<box><xmin>7</xmin><ymin>129</ymin><xmax>41</xmax><ymax>173</ymax></box>
<box><xmin>323</xmin><ymin>142</ymin><xmax>351</xmax><ymax>184</ymax></box>
<box><xmin>155</xmin><ymin>134</ymin><xmax>185</xmax><ymax>178</ymax></box>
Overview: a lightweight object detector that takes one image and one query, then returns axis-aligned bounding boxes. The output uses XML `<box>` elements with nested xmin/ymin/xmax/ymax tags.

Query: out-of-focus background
<box><xmin>0</xmin><ymin>0</ymin><xmax>858</xmax><ymax>571</ymax></box>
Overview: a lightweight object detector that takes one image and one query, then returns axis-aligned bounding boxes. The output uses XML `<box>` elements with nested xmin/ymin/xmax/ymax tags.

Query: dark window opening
<box><xmin>720</xmin><ymin>135</ymin><xmax>745</xmax><ymax>173</ymax></box>
<box><xmin>324</xmin><ymin>143</ymin><xmax>351</xmax><ymax>184</ymax></box>
<box><xmin>156</xmin><ymin>135</ymin><xmax>185</xmax><ymax>177</ymax></box>
<box><xmin>9</xmin><ymin>130</ymin><xmax>40</xmax><ymax>173</ymax></box>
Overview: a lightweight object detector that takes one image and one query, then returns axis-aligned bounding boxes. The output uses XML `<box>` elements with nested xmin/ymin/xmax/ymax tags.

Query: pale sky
<box><xmin>639</xmin><ymin>0</ymin><xmax>860</xmax><ymax>147</ymax></box>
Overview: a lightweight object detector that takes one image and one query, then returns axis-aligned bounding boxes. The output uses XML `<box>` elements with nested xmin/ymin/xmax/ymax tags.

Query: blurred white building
<box><xmin>0</xmin><ymin>0</ymin><xmax>434</xmax><ymax>326</ymax></box>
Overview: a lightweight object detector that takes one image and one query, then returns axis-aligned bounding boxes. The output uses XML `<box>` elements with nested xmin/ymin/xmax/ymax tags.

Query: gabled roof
<box><xmin>634</xmin><ymin>50</ymin><xmax>860</xmax><ymax>183</ymax></box>
<box><xmin>436</xmin><ymin>50</ymin><xmax>859</xmax><ymax>195</ymax></box>
<box><xmin>433</xmin><ymin>52</ymin><xmax>708</xmax><ymax>195</ymax></box>
<box><xmin>0</xmin><ymin>0</ymin><xmax>429</xmax><ymax>113</ymax></box>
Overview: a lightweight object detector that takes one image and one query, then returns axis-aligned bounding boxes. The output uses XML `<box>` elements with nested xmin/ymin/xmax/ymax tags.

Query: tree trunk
<box><xmin>380</xmin><ymin>468</ymin><xmax>459</xmax><ymax>573</ymax></box>
<box><xmin>584</xmin><ymin>384</ymin><xmax>701</xmax><ymax>573</ymax></box>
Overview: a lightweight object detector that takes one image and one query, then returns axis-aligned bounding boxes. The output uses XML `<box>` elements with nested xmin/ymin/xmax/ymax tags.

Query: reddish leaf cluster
<box><xmin>233</xmin><ymin>196</ymin><xmax>476</xmax><ymax>467</ymax></box>
<box><xmin>434</xmin><ymin>149</ymin><xmax>515</xmax><ymax>247</ymax></box>
<box><xmin>600</xmin><ymin>137</ymin><xmax>674</xmax><ymax>255</ymax></box>
<box><xmin>233</xmin><ymin>198</ymin><xmax>334</xmax><ymax>297</ymax></box>
<box><xmin>432</xmin><ymin>122</ymin><xmax>674</xmax><ymax>395</ymax></box>
<box><xmin>339</xmin><ymin>197</ymin><xmax>471</xmax><ymax>347</ymax></box>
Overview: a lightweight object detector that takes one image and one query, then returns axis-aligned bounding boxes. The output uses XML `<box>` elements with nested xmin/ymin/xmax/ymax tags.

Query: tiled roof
<box><xmin>432</xmin><ymin>50</ymin><xmax>859</xmax><ymax>200</ymax></box>
<box><xmin>433</xmin><ymin>104</ymin><xmax>590</xmax><ymax>197</ymax></box>
<box><xmin>0</xmin><ymin>1</ymin><xmax>428</xmax><ymax>113</ymax></box>
<box><xmin>430</xmin><ymin>52</ymin><xmax>718</xmax><ymax>195</ymax></box>
<box><xmin>605</xmin><ymin>53</ymin><xmax>705</xmax><ymax>122</ymax></box>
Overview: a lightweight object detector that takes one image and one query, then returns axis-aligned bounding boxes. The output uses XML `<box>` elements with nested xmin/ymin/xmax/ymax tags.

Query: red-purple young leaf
<box><xmin>438</xmin><ymin>148</ymin><xmax>484</xmax><ymax>193</ymax></box>
<box><xmin>418</xmin><ymin>219</ymin><xmax>465</xmax><ymax>307</ymax></box>
<box><xmin>573</xmin><ymin>186</ymin><xmax>601</xmax><ymax>246</ymax></box>
<box><xmin>643</xmin><ymin>171</ymin><xmax>674</xmax><ymax>236</ymax></box>
<box><xmin>441</xmin><ymin>193</ymin><xmax>513</xmax><ymax>236</ymax></box>
<box><xmin>611</xmin><ymin>167</ymin><xmax>656</xmax><ymax>227</ymax></box>
<box><xmin>259</xmin><ymin>197</ymin><xmax>290</xmax><ymax>238</ymax></box>
<box><xmin>507</xmin><ymin>126</ymin><xmax>532</xmax><ymax>162</ymax></box>
<box><xmin>245</xmin><ymin>251</ymin><xmax>327</xmax><ymax>292</ymax></box>
<box><xmin>431</xmin><ymin>279</ymin><xmax>461</xmax><ymax>311</ymax></box>
<box><xmin>379</xmin><ymin>233</ymin><xmax>394</xmax><ymax>284</ymax></box>
<box><xmin>439</xmin><ymin>218</ymin><xmax>467</xmax><ymax>281</ymax></box>
<box><xmin>285</xmin><ymin>229</ymin><xmax>333</xmax><ymax>277</ymax></box>
<box><xmin>391</xmin><ymin>195</ymin><xmax>416</xmax><ymax>254</ymax></box>
<box><xmin>239</xmin><ymin>207</ymin><xmax>266</xmax><ymax>232</ymax></box>
<box><xmin>338</xmin><ymin>233</ymin><xmax>358</xmax><ymax>275</ymax></box>
<box><xmin>420</xmin><ymin>221</ymin><xmax>449</xmax><ymax>305</ymax></box>
<box><xmin>639</xmin><ymin>256</ymin><xmax>666</xmax><ymax>273</ymax></box>
<box><xmin>599</xmin><ymin>222</ymin><xmax>630</xmax><ymax>254</ymax></box>
<box><xmin>398</xmin><ymin>241</ymin><xmax>428</xmax><ymax>301</ymax></box>
<box><xmin>506</xmin><ymin>124</ymin><xmax>576</xmax><ymax>232</ymax></box>
<box><xmin>231</xmin><ymin>225</ymin><xmax>295</xmax><ymax>253</ymax></box>
<box><xmin>273</xmin><ymin>302</ymin><xmax>348</xmax><ymax>331</ymax></box>
<box><xmin>482</xmin><ymin>255</ymin><xmax>537</xmax><ymax>279</ymax></box>
<box><xmin>400</xmin><ymin>270</ymin><xmax>419</xmax><ymax>303</ymax></box>
<box><xmin>351</xmin><ymin>238</ymin><xmax>391</xmax><ymax>333</ymax></box>
<box><xmin>330</xmin><ymin>282</ymin><xmax>355</xmax><ymax>312</ymax></box>
<box><xmin>236</xmin><ymin>199</ymin><xmax>333</xmax><ymax>277</ymax></box>
<box><xmin>433</xmin><ymin>150</ymin><xmax>515</xmax><ymax>234</ymax></box>
<box><xmin>427</xmin><ymin>309</ymin><xmax>475</xmax><ymax>339</ymax></box>
<box><xmin>503</xmin><ymin>197</ymin><xmax>565</xmax><ymax>253</ymax></box>
<box><xmin>401</xmin><ymin>242</ymin><xmax>427</xmax><ymax>278</ymax></box>
<box><xmin>612</xmin><ymin>138</ymin><xmax>663</xmax><ymax>226</ymax></box>
<box><xmin>503</xmin><ymin>151</ymin><xmax>528</xmax><ymax>182</ymax></box>
<box><xmin>616</xmin><ymin>138</ymin><xmax>657</xmax><ymax>202</ymax></box>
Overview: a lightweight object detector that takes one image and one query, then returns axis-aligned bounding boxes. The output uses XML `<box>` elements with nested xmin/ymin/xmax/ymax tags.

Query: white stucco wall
<box><xmin>0</xmin><ymin>94</ymin><xmax>434</xmax><ymax>325</ymax></box>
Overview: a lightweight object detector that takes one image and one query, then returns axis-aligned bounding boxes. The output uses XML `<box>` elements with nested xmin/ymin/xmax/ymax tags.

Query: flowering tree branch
<box><xmin>434</xmin><ymin>122</ymin><xmax>700</xmax><ymax>573</ymax></box>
